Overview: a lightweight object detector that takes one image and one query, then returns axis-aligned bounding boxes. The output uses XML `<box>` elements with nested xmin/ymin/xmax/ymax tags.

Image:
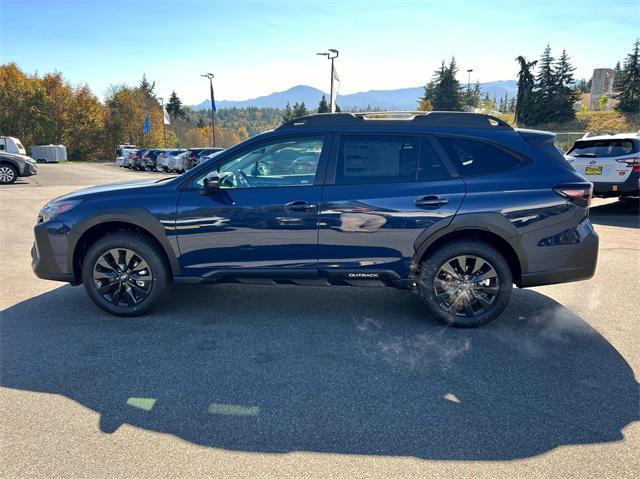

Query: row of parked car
<box><xmin>115</xmin><ymin>146</ymin><xmax>225</xmax><ymax>173</ymax></box>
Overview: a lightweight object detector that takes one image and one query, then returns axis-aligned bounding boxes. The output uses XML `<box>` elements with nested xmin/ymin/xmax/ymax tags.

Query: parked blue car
<box><xmin>32</xmin><ymin>112</ymin><xmax>598</xmax><ymax>327</ymax></box>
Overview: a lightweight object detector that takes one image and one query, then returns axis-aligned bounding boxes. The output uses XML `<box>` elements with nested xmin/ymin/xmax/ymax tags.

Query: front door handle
<box><xmin>415</xmin><ymin>196</ymin><xmax>449</xmax><ymax>208</ymax></box>
<box><xmin>284</xmin><ymin>201</ymin><xmax>317</xmax><ymax>212</ymax></box>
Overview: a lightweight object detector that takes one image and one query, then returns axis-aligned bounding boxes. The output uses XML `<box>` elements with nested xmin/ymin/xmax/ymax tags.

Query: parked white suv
<box><xmin>566</xmin><ymin>133</ymin><xmax>640</xmax><ymax>198</ymax></box>
<box><xmin>115</xmin><ymin>145</ymin><xmax>137</xmax><ymax>167</ymax></box>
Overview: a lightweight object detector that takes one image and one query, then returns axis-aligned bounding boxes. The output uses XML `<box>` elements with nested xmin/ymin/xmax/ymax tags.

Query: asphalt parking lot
<box><xmin>1</xmin><ymin>163</ymin><xmax>638</xmax><ymax>478</ymax></box>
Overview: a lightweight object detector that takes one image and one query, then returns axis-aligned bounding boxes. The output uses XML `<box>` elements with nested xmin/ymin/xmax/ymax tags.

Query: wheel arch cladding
<box><xmin>413</xmin><ymin>227</ymin><xmax>523</xmax><ymax>286</ymax></box>
<box><xmin>71</xmin><ymin>216</ymin><xmax>179</xmax><ymax>282</ymax></box>
<box><xmin>0</xmin><ymin>159</ymin><xmax>18</xmax><ymax>170</ymax></box>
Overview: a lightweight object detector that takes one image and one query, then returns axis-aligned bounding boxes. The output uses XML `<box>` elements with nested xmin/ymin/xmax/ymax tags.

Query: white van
<box><xmin>0</xmin><ymin>136</ymin><xmax>27</xmax><ymax>155</ymax></box>
<box><xmin>31</xmin><ymin>144</ymin><xmax>68</xmax><ymax>163</ymax></box>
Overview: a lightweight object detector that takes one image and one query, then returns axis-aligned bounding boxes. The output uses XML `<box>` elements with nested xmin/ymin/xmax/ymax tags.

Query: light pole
<box><xmin>201</xmin><ymin>73</ymin><xmax>216</xmax><ymax>147</ymax></box>
<box><xmin>159</xmin><ymin>97</ymin><xmax>166</xmax><ymax>147</ymax></box>
<box><xmin>316</xmin><ymin>49</ymin><xmax>339</xmax><ymax>112</ymax></box>
<box><xmin>466</xmin><ymin>69</ymin><xmax>474</xmax><ymax>107</ymax></box>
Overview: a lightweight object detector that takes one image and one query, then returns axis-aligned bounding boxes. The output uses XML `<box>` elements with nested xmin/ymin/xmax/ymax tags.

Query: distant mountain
<box><xmin>193</xmin><ymin>85</ymin><xmax>326</xmax><ymax>110</ymax></box>
<box><xmin>192</xmin><ymin>81</ymin><xmax>518</xmax><ymax>111</ymax></box>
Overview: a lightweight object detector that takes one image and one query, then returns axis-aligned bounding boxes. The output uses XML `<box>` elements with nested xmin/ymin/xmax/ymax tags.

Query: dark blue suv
<box><xmin>32</xmin><ymin>112</ymin><xmax>598</xmax><ymax>327</ymax></box>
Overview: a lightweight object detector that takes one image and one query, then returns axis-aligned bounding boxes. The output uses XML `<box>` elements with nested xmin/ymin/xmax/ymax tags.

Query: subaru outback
<box><xmin>32</xmin><ymin>112</ymin><xmax>598</xmax><ymax>327</ymax></box>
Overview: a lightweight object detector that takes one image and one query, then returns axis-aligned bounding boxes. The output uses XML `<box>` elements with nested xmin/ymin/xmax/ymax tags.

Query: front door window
<box><xmin>196</xmin><ymin>137</ymin><xmax>325</xmax><ymax>189</ymax></box>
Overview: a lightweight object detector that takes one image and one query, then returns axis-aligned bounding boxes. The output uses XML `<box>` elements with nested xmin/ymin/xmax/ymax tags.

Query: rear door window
<box><xmin>336</xmin><ymin>135</ymin><xmax>420</xmax><ymax>184</ymax></box>
<box><xmin>418</xmin><ymin>139</ymin><xmax>451</xmax><ymax>181</ymax></box>
<box><xmin>568</xmin><ymin>140</ymin><xmax>637</xmax><ymax>158</ymax></box>
<box><xmin>437</xmin><ymin>137</ymin><xmax>522</xmax><ymax>176</ymax></box>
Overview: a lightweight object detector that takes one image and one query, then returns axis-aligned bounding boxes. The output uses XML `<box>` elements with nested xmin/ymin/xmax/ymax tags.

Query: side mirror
<box><xmin>202</xmin><ymin>170</ymin><xmax>220</xmax><ymax>190</ymax></box>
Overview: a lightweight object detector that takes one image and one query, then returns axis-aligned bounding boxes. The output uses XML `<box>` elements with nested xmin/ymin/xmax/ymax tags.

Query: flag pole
<box><xmin>202</xmin><ymin>73</ymin><xmax>216</xmax><ymax>147</ymax></box>
<box><xmin>211</xmin><ymin>78</ymin><xmax>216</xmax><ymax>148</ymax></box>
<box><xmin>330</xmin><ymin>57</ymin><xmax>334</xmax><ymax>113</ymax></box>
<box><xmin>160</xmin><ymin>97</ymin><xmax>166</xmax><ymax>147</ymax></box>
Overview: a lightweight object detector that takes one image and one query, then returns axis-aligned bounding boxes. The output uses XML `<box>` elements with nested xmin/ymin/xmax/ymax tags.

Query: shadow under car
<box><xmin>1</xmin><ymin>283</ymin><xmax>637</xmax><ymax>460</ymax></box>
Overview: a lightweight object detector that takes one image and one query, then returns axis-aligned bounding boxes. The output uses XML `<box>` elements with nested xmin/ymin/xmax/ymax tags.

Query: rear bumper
<box><xmin>31</xmin><ymin>219</ymin><xmax>76</xmax><ymax>283</ymax></box>
<box><xmin>520</xmin><ymin>219</ymin><xmax>599</xmax><ymax>287</ymax></box>
<box><xmin>593</xmin><ymin>171</ymin><xmax>640</xmax><ymax>197</ymax></box>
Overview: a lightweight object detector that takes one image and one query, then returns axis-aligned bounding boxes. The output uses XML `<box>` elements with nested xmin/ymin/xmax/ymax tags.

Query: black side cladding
<box><xmin>517</xmin><ymin>128</ymin><xmax>576</xmax><ymax>171</ymax></box>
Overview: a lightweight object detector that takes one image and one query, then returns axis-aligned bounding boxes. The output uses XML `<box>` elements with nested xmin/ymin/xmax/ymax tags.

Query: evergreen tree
<box><xmin>616</xmin><ymin>39</ymin><xmax>640</xmax><ymax>113</ymax></box>
<box><xmin>472</xmin><ymin>81</ymin><xmax>481</xmax><ymax>107</ymax></box>
<box><xmin>281</xmin><ymin>102</ymin><xmax>294</xmax><ymax>124</ymax></box>
<box><xmin>533</xmin><ymin>45</ymin><xmax>556</xmax><ymax>123</ymax></box>
<box><xmin>613</xmin><ymin>61</ymin><xmax>624</xmax><ymax>91</ymax></box>
<box><xmin>419</xmin><ymin>80</ymin><xmax>436</xmax><ymax>109</ymax></box>
<box><xmin>576</xmin><ymin>78</ymin><xmax>590</xmax><ymax>93</ymax></box>
<box><xmin>317</xmin><ymin>95</ymin><xmax>330</xmax><ymax>113</ymax></box>
<box><xmin>554</xmin><ymin>50</ymin><xmax>579</xmax><ymax>122</ymax></box>
<box><xmin>139</xmin><ymin>74</ymin><xmax>155</xmax><ymax>96</ymax></box>
<box><xmin>166</xmin><ymin>90</ymin><xmax>185</xmax><ymax>119</ymax></box>
<box><xmin>498</xmin><ymin>94</ymin><xmax>504</xmax><ymax>112</ymax></box>
<box><xmin>293</xmin><ymin>101</ymin><xmax>309</xmax><ymax>118</ymax></box>
<box><xmin>515</xmin><ymin>55</ymin><xmax>537</xmax><ymax>126</ymax></box>
<box><xmin>422</xmin><ymin>58</ymin><xmax>464</xmax><ymax>111</ymax></box>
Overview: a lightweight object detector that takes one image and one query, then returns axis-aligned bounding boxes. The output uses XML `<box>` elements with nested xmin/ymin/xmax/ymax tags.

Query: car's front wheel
<box><xmin>0</xmin><ymin>164</ymin><xmax>18</xmax><ymax>184</ymax></box>
<box><xmin>81</xmin><ymin>232</ymin><xmax>171</xmax><ymax>316</ymax></box>
<box><xmin>417</xmin><ymin>240</ymin><xmax>513</xmax><ymax>327</ymax></box>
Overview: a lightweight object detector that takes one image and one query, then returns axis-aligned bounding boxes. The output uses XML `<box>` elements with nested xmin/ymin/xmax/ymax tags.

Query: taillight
<box><xmin>616</xmin><ymin>157</ymin><xmax>640</xmax><ymax>173</ymax></box>
<box><xmin>554</xmin><ymin>183</ymin><xmax>593</xmax><ymax>208</ymax></box>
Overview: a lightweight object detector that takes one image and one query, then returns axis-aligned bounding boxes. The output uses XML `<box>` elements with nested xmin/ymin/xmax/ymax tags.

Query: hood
<box><xmin>1</xmin><ymin>152</ymin><xmax>35</xmax><ymax>163</ymax></box>
<box><xmin>55</xmin><ymin>177</ymin><xmax>174</xmax><ymax>201</ymax></box>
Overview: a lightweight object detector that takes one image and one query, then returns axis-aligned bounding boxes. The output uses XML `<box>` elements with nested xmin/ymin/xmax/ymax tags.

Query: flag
<box><xmin>163</xmin><ymin>104</ymin><xmax>170</xmax><ymax>125</ymax></box>
<box><xmin>143</xmin><ymin>113</ymin><xmax>150</xmax><ymax>133</ymax></box>
<box><xmin>210</xmin><ymin>82</ymin><xmax>216</xmax><ymax>112</ymax></box>
<box><xmin>331</xmin><ymin>65</ymin><xmax>340</xmax><ymax>113</ymax></box>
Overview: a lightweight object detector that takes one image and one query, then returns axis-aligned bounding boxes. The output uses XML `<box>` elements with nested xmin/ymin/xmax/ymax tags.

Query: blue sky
<box><xmin>1</xmin><ymin>0</ymin><xmax>638</xmax><ymax>104</ymax></box>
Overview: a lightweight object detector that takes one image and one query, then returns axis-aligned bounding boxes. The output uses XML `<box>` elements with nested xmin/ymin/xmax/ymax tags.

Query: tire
<box><xmin>417</xmin><ymin>240</ymin><xmax>513</xmax><ymax>328</ymax></box>
<box><xmin>0</xmin><ymin>164</ymin><xmax>18</xmax><ymax>184</ymax></box>
<box><xmin>81</xmin><ymin>232</ymin><xmax>171</xmax><ymax>316</ymax></box>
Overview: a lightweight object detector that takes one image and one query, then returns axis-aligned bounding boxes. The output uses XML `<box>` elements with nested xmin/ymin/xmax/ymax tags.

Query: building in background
<box><xmin>589</xmin><ymin>68</ymin><xmax>616</xmax><ymax>111</ymax></box>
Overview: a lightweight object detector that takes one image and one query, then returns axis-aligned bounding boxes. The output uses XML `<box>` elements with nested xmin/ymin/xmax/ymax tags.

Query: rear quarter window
<box><xmin>437</xmin><ymin>137</ymin><xmax>522</xmax><ymax>176</ymax></box>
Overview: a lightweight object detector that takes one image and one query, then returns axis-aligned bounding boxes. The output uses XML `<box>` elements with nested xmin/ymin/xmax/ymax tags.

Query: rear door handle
<box><xmin>284</xmin><ymin>201</ymin><xmax>317</xmax><ymax>212</ymax></box>
<box><xmin>415</xmin><ymin>196</ymin><xmax>449</xmax><ymax>208</ymax></box>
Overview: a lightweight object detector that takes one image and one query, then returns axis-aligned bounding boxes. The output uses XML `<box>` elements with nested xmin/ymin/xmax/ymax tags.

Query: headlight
<box><xmin>39</xmin><ymin>199</ymin><xmax>82</xmax><ymax>222</ymax></box>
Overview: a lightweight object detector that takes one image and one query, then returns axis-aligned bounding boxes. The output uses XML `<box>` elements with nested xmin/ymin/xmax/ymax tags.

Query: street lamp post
<box><xmin>201</xmin><ymin>73</ymin><xmax>216</xmax><ymax>147</ymax></box>
<box><xmin>316</xmin><ymin>49</ymin><xmax>339</xmax><ymax>112</ymax></box>
<box><xmin>466</xmin><ymin>69</ymin><xmax>474</xmax><ymax>107</ymax></box>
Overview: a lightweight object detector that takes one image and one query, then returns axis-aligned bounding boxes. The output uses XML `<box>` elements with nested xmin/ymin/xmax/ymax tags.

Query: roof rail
<box><xmin>277</xmin><ymin>111</ymin><xmax>512</xmax><ymax>130</ymax></box>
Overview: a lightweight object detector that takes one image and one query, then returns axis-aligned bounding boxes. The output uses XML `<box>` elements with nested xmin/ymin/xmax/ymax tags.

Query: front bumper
<box><xmin>592</xmin><ymin>171</ymin><xmax>640</xmax><ymax>197</ymax></box>
<box><xmin>31</xmin><ymin>219</ymin><xmax>76</xmax><ymax>283</ymax></box>
<box><xmin>20</xmin><ymin>162</ymin><xmax>37</xmax><ymax>177</ymax></box>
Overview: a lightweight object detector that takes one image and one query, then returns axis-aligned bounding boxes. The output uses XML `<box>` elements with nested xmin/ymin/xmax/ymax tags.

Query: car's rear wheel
<box><xmin>417</xmin><ymin>240</ymin><xmax>512</xmax><ymax>327</ymax></box>
<box><xmin>81</xmin><ymin>232</ymin><xmax>171</xmax><ymax>316</ymax></box>
<box><xmin>0</xmin><ymin>164</ymin><xmax>18</xmax><ymax>184</ymax></box>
